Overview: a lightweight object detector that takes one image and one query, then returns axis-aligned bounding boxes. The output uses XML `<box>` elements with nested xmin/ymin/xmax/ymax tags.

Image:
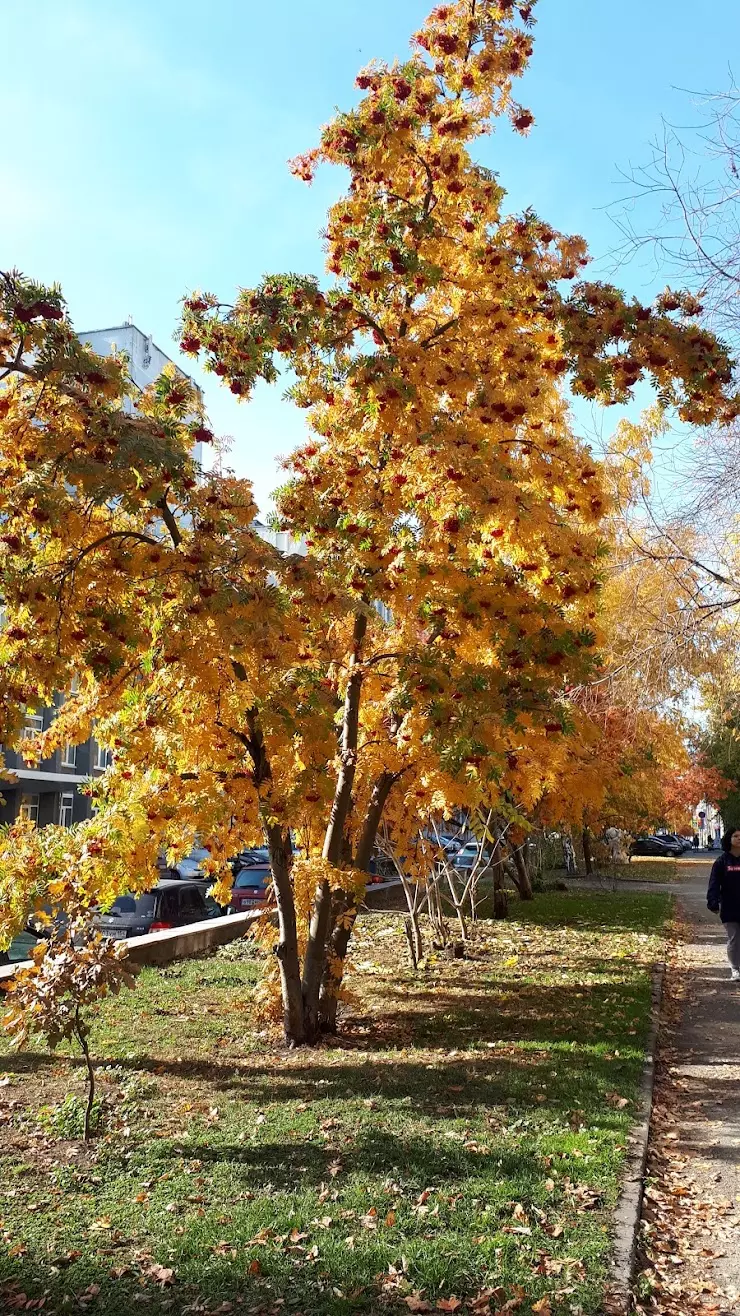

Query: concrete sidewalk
<box><xmin>637</xmin><ymin>858</ymin><xmax>740</xmax><ymax>1315</ymax></box>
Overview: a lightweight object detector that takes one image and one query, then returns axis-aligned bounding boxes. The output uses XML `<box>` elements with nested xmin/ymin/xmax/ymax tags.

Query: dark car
<box><xmin>229</xmin><ymin>865</ymin><xmax>272</xmax><ymax>914</ymax></box>
<box><xmin>652</xmin><ymin>834</ymin><xmax>686</xmax><ymax>854</ymax></box>
<box><xmin>94</xmin><ymin>879</ymin><xmax>218</xmax><ymax>940</ymax></box>
<box><xmin>231</xmin><ymin>847</ymin><xmax>271</xmax><ymax>874</ymax></box>
<box><xmin>0</xmin><ymin>925</ymin><xmax>44</xmax><ymax>966</ymax></box>
<box><xmin>629</xmin><ymin>836</ymin><xmax>679</xmax><ymax>858</ymax></box>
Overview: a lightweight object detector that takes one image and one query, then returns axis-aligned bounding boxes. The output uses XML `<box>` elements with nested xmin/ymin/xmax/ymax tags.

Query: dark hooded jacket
<box><xmin>707</xmin><ymin>851</ymin><xmax>740</xmax><ymax>923</ymax></box>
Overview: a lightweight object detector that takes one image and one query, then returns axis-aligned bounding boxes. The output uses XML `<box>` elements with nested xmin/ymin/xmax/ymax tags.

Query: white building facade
<box><xmin>1</xmin><ymin>324</ymin><xmax>199</xmax><ymax>830</ymax></box>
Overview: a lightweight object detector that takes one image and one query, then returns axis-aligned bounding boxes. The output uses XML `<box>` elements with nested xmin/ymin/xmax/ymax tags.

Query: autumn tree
<box><xmin>2</xmin><ymin>2</ymin><xmax>738</xmax><ymax>1047</ymax></box>
<box><xmin>696</xmin><ymin>652</ymin><xmax>740</xmax><ymax>824</ymax></box>
<box><xmin>179</xmin><ymin>0</ymin><xmax>736</xmax><ymax>1023</ymax></box>
<box><xmin>0</xmin><ymin>270</ymin><xmax>317</xmax><ymax>941</ymax></box>
<box><xmin>662</xmin><ymin>759</ymin><xmax>735</xmax><ymax>833</ymax></box>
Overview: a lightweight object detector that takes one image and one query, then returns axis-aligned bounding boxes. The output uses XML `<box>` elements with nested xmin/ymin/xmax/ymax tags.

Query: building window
<box><xmin>19</xmin><ymin>794</ymin><xmax>40</xmax><ymax>825</ymax></box>
<box><xmin>59</xmin><ymin>792</ymin><xmax>75</xmax><ymax>828</ymax></box>
<box><xmin>92</xmin><ymin>741</ymin><xmax>111</xmax><ymax>771</ymax></box>
<box><xmin>61</xmin><ymin>743</ymin><xmax>77</xmax><ymax>767</ymax></box>
<box><xmin>21</xmin><ymin>709</ymin><xmax>44</xmax><ymax>741</ymax></box>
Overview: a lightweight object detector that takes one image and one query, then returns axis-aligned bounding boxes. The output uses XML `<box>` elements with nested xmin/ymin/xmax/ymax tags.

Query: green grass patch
<box><xmin>0</xmin><ymin>891</ymin><xmax>670</xmax><ymax>1316</ymax></box>
<box><xmin>606</xmin><ymin>860</ymin><xmax>679</xmax><ymax>884</ymax></box>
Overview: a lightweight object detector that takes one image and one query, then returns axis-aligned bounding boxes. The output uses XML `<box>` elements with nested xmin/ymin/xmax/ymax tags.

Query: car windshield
<box><xmin>235</xmin><ymin>870</ymin><xmax>270</xmax><ymax>890</ymax></box>
<box><xmin>108</xmin><ymin>893</ymin><xmax>157</xmax><ymax>916</ymax></box>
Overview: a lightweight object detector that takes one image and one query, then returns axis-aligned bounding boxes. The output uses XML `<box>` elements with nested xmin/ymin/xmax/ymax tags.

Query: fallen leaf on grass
<box><xmin>50</xmin><ymin>1249</ymin><xmax>82</xmax><ymax>1269</ymax></box>
<box><xmin>436</xmin><ymin>1300</ymin><xmax>462</xmax><ymax>1312</ymax></box>
<box><xmin>143</xmin><ymin>1264</ymin><xmax>175</xmax><ymax>1286</ymax></box>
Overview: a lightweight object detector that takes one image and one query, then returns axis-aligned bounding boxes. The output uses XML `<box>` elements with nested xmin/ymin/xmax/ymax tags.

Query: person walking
<box><xmin>707</xmin><ymin>826</ymin><xmax>740</xmax><ymax>981</ymax></box>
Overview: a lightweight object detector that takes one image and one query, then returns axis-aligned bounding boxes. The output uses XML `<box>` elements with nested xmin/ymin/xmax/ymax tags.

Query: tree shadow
<box><xmin>0</xmin><ymin>930</ymin><xmax>645</xmax><ymax>1315</ymax></box>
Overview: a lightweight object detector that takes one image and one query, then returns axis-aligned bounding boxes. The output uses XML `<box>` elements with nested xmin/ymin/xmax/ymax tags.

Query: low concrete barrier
<box><xmin>0</xmin><ymin>878</ymin><xmax>404</xmax><ymax>989</ymax></box>
<box><xmin>0</xmin><ymin>908</ymin><xmax>263</xmax><ymax>988</ymax></box>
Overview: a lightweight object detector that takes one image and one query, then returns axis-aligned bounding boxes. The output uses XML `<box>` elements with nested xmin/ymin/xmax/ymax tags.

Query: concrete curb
<box><xmin>607</xmin><ymin>960</ymin><xmax>666</xmax><ymax>1314</ymax></box>
<box><xmin>0</xmin><ymin>908</ymin><xmax>263</xmax><ymax>987</ymax></box>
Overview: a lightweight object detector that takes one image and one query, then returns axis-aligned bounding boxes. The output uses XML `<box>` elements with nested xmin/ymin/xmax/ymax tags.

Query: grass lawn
<box><xmin>604</xmin><ymin>860</ymin><xmax>680</xmax><ymax>885</ymax></box>
<box><xmin>550</xmin><ymin>859</ymin><xmax>681</xmax><ymax>885</ymax></box>
<box><xmin>0</xmin><ymin>891</ymin><xmax>670</xmax><ymax>1316</ymax></box>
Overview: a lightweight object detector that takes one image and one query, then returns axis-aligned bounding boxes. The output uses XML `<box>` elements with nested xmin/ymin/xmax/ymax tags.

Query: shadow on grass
<box><xmin>0</xmin><ymin>1043</ymin><xmax>641</xmax><ymax>1148</ymax></box>
<box><xmin>0</xmin><ymin>902</ymin><xmax>658</xmax><ymax>1316</ymax></box>
<box><xmin>0</xmin><ymin>1059</ymin><xmax>630</xmax><ymax>1313</ymax></box>
<box><xmin>0</xmin><ymin>975</ymin><xmax>650</xmax><ymax>1092</ymax></box>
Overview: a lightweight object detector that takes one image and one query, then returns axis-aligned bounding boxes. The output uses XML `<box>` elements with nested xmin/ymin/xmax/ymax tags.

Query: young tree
<box><xmin>3</xmin><ymin>913</ymin><xmax>136</xmax><ymax>1140</ymax></box>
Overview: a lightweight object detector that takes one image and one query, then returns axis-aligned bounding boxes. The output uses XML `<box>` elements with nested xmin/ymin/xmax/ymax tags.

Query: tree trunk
<box><xmin>311</xmin><ymin>611</ymin><xmax>367</xmax><ymax>1038</ymax></box>
<box><xmin>398</xmin><ymin>872</ymin><xmax>424</xmax><ymax>969</ymax></box>
<box><xmin>266</xmin><ymin>823</ymin><xmax>306</xmax><ymax>1046</ymax></box>
<box><xmin>322</xmin><ymin>610</ymin><xmax>367</xmax><ymax>866</ymax></box>
<box><xmin>75</xmin><ymin>1009</ymin><xmax>96</xmax><ymax>1141</ymax></box>
<box><xmin>430</xmin><ymin>873</ymin><xmax>449</xmax><ymax>945</ymax></box>
<box><xmin>442</xmin><ymin>863</ymin><xmax>469</xmax><ymax>941</ymax></box>
<box><xmin>239</xmin><ymin>707</ymin><xmax>307</xmax><ymax>1046</ymax></box>
<box><xmin>492</xmin><ymin>861</ymin><xmax>508</xmax><ymax>919</ymax></box>
<box><xmin>318</xmin><ymin>770</ymin><xmax>397</xmax><ymax>1033</ymax></box>
<box><xmin>508</xmin><ymin>840</ymin><xmax>534</xmax><ymax>900</ymax></box>
<box><xmin>582</xmin><ymin>826</ymin><xmax>594</xmax><ymax>877</ymax></box>
<box><xmin>301</xmin><ymin>878</ymin><xmax>333</xmax><ymax>1041</ymax></box>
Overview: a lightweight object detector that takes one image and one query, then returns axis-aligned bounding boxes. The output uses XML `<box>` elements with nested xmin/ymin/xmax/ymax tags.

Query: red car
<box><xmin>229</xmin><ymin>864</ymin><xmax>272</xmax><ymax>913</ymax></box>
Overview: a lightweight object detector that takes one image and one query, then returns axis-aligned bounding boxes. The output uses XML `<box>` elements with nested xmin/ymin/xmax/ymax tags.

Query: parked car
<box><xmin>231</xmin><ymin>847</ymin><xmax>270</xmax><ymax>874</ymax></box>
<box><xmin>652</xmin><ymin>834</ymin><xmax>687</xmax><ymax>854</ymax></box>
<box><xmin>0</xmin><ymin>925</ymin><xmax>44</xmax><ymax>966</ymax></box>
<box><xmin>229</xmin><ymin>865</ymin><xmax>272</xmax><ymax>913</ymax></box>
<box><xmin>442</xmin><ymin>837</ymin><xmax>463</xmax><ymax>855</ymax></box>
<box><xmin>629</xmin><ymin>836</ymin><xmax>680</xmax><ymax>858</ymax></box>
<box><xmin>94</xmin><ymin>879</ymin><xmax>219</xmax><ymax>940</ymax></box>
<box><xmin>453</xmin><ymin>842</ymin><xmax>493</xmax><ymax>872</ymax></box>
<box><xmin>169</xmin><ymin>847</ymin><xmax>212</xmax><ymax>879</ymax></box>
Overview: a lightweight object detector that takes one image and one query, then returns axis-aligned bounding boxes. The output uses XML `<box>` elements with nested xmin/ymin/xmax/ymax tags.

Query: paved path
<box><xmin>638</xmin><ymin>857</ymin><xmax>740</xmax><ymax>1315</ymax></box>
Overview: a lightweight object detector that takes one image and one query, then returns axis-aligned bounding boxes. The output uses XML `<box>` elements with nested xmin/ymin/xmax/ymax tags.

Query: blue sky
<box><xmin>4</xmin><ymin>1</ymin><xmax>738</xmax><ymax>512</ymax></box>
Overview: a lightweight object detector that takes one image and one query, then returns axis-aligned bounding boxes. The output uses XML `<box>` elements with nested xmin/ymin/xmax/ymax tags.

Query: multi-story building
<box><xmin>0</xmin><ymin>704</ymin><xmax>110</xmax><ymax>828</ymax></box>
<box><xmin>0</xmin><ymin>323</ymin><xmax>198</xmax><ymax>830</ymax></box>
<box><xmin>78</xmin><ymin>322</ymin><xmax>204</xmax><ymax>465</ymax></box>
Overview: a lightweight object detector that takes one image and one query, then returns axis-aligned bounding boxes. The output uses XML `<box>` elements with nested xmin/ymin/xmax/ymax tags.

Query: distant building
<box><xmin>79</xmin><ymin>322</ymin><xmax>204</xmax><ymax>464</ymax></box>
<box><xmin>0</xmin><ymin>700</ymin><xmax>110</xmax><ymax>828</ymax></box>
<box><xmin>695</xmin><ymin>800</ymin><xmax>723</xmax><ymax>846</ymax></box>
<box><xmin>0</xmin><ymin>324</ymin><xmax>197</xmax><ymax>829</ymax></box>
<box><xmin>253</xmin><ymin>520</ymin><xmax>307</xmax><ymax>558</ymax></box>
